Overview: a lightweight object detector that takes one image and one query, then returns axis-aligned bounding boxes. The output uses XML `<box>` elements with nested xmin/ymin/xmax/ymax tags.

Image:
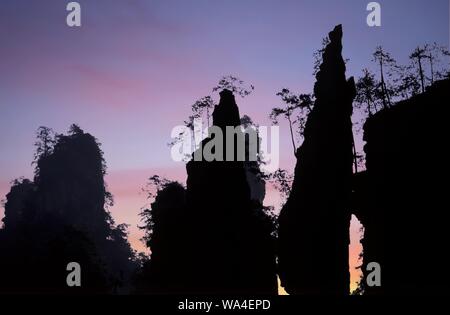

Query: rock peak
<box><xmin>219</xmin><ymin>89</ymin><xmax>234</xmax><ymax>98</ymax></box>
<box><xmin>330</xmin><ymin>24</ymin><xmax>342</xmax><ymax>38</ymax></box>
<box><xmin>213</xmin><ymin>89</ymin><xmax>240</xmax><ymax>128</ymax></box>
<box><xmin>278</xmin><ymin>25</ymin><xmax>355</xmax><ymax>295</ymax></box>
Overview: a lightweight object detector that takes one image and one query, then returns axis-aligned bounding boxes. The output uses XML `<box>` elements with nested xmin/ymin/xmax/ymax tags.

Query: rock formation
<box><xmin>134</xmin><ymin>182</ymin><xmax>188</xmax><ymax>294</ymax></box>
<box><xmin>278</xmin><ymin>25</ymin><xmax>356</xmax><ymax>295</ymax></box>
<box><xmin>353</xmin><ymin>78</ymin><xmax>450</xmax><ymax>295</ymax></box>
<box><xmin>183</xmin><ymin>89</ymin><xmax>277</xmax><ymax>294</ymax></box>
<box><xmin>0</xmin><ymin>125</ymin><xmax>136</xmax><ymax>293</ymax></box>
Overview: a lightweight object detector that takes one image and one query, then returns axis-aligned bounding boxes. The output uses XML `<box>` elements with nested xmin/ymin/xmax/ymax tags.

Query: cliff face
<box><xmin>278</xmin><ymin>25</ymin><xmax>356</xmax><ymax>295</ymax></box>
<box><xmin>354</xmin><ymin>78</ymin><xmax>450</xmax><ymax>295</ymax></box>
<box><xmin>183</xmin><ymin>89</ymin><xmax>277</xmax><ymax>294</ymax></box>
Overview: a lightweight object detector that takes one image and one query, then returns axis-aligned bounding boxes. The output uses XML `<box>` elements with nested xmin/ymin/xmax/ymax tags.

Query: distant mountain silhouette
<box><xmin>0</xmin><ymin>125</ymin><xmax>137</xmax><ymax>293</ymax></box>
<box><xmin>278</xmin><ymin>25</ymin><xmax>356</xmax><ymax>295</ymax></box>
<box><xmin>353</xmin><ymin>78</ymin><xmax>450</xmax><ymax>295</ymax></box>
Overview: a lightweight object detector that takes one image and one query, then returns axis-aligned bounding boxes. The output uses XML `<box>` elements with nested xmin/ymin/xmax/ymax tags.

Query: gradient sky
<box><xmin>1</xmin><ymin>0</ymin><xmax>448</xmax><ymax>292</ymax></box>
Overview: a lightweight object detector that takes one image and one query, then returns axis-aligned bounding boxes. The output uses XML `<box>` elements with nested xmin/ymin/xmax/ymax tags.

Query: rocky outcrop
<box><xmin>353</xmin><ymin>78</ymin><xmax>450</xmax><ymax>295</ymax></box>
<box><xmin>183</xmin><ymin>89</ymin><xmax>277</xmax><ymax>294</ymax></box>
<box><xmin>0</xmin><ymin>126</ymin><xmax>136</xmax><ymax>293</ymax></box>
<box><xmin>2</xmin><ymin>179</ymin><xmax>36</xmax><ymax>230</ymax></box>
<box><xmin>278</xmin><ymin>25</ymin><xmax>356</xmax><ymax>295</ymax></box>
<box><xmin>134</xmin><ymin>182</ymin><xmax>188</xmax><ymax>293</ymax></box>
<box><xmin>35</xmin><ymin>128</ymin><xmax>109</xmax><ymax>236</ymax></box>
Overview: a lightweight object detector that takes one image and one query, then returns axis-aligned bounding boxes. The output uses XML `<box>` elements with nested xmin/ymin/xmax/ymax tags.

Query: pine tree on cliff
<box><xmin>278</xmin><ymin>25</ymin><xmax>356</xmax><ymax>295</ymax></box>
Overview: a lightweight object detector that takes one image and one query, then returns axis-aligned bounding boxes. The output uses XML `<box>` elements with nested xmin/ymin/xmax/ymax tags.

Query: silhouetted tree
<box><xmin>424</xmin><ymin>42</ymin><xmax>450</xmax><ymax>84</ymax></box>
<box><xmin>394</xmin><ymin>64</ymin><xmax>421</xmax><ymax>99</ymax></box>
<box><xmin>355</xmin><ymin>69</ymin><xmax>381</xmax><ymax>117</ymax></box>
<box><xmin>353</xmin><ymin>69</ymin><xmax>380</xmax><ymax>173</ymax></box>
<box><xmin>373</xmin><ymin>46</ymin><xmax>397</xmax><ymax>108</ymax></box>
<box><xmin>169</xmin><ymin>75</ymin><xmax>254</xmax><ymax>159</ymax></box>
<box><xmin>409</xmin><ymin>45</ymin><xmax>429</xmax><ymax>93</ymax></box>
<box><xmin>270</xmin><ymin>89</ymin><xmax>314</xmax><ymax>156</ymax></box>
<box><xmin>192</xmin><ymin>96</ymin><xmax>215</xmax><ymax>127</ymax></box>
<box><xmin>266</xmin><ymin>169</ymin><xmax>293</xmax><ymax>206</ymax></box>
<box><xmin>33</xmin><ymin>126</ymin><xmax>56</xmax><ymax>176</ymax></box>
<box><xmin>313</xmin><ymin>37</ymin><xmax>331</xmax><ymax>76</ymax></box>
<box><xmin>314</xmin><ymin>37</ymin><xmax>349</xmax><ymax>76</ymax></box>
<box><xmin>240</xmin><ymin>114</ymin><xmax>255</xmax><ymax>128</ymax></box>
<box><xmin>212</xmin><ymin>75</ymin><xmax>255</xmax><ymax>98</ymax></box>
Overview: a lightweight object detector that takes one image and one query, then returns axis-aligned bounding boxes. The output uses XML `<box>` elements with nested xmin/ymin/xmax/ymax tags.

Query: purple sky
<box><xmin>0</xmin><ymin>0</ymin><xmax>448</xmax><ymax>281</ymax></box>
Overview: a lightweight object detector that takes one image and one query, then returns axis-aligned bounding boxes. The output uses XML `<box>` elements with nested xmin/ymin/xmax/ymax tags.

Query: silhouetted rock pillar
<box><xmin>0</xmin><ymin>127</ymin><xmax>137</xmax><ymax>293</ymax></box>
<box><xmin>278</xmin><ymin>25</ymin><xmax>356</xmax><ymax>295</ymax></box>
<box><xmin>184</xmin><ymin>89</ymin><xmax>277</xmax><ymax>294</ymax></box>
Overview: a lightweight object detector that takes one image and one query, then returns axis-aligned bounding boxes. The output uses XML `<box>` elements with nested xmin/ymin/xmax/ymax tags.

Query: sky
<box><xmin>0</xmin><ymin>0</ymin><xmax>448</xmax><ymax>293</ymax></box>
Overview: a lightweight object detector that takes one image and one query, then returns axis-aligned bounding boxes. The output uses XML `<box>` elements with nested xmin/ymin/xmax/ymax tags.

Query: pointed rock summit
<box><xmin>278</xmin><ymin>25</ymin><xmax>356</xmax><ymax>295</ymax></box>
<box><xmin>212</xmin><ymin>89</ymin><xmax>241</xmax><ymax>128</ymax></box>
<box><xmin>183</xmin><ymin>89</ymin><xmax>277</xmax><ymax>294</ymax></box>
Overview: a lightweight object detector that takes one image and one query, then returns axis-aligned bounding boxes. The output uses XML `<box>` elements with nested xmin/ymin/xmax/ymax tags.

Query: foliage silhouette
<box><xmin>372</xmin><ymin>46</ymin><xmax>398</xmax><ymax>109</ymax></box>
<box><xmin>270</xmin><ymin>89</ymin><xmax>314</xmax><ymax>156</ymax></box>
<box><xmin>168</xmin><ymin>75</ymin><xmax>254</xmax><ymax>160</ymax></box>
